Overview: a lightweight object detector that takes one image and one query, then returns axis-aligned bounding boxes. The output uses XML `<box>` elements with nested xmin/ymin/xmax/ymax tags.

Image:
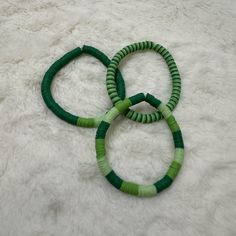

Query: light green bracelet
<box><xmin>106</xmin><ymin>41</ymin><xmax>181</xmax><ymax>123</ymax></box>
<box><xmin>95</xmin><ymin>93</ymin><xmax>184</xmax><ymax>197</ymax></box>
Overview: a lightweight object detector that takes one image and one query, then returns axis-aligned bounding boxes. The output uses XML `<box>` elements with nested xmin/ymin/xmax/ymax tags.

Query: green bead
<box><xmin>167</xmin><ymin>161</ymin><xmax>182</xmax><ymax>180</ymax></box>
<box><xmin>106</xmin><ymin>171</ymin><xmax>123</xmax><ymax>189</ymax></box>
<box><xmin>115</xmin><ymin>99</ymin><xmax>132</xmax><ymax>113</ymax></box>
<box><xmin>154</xmin><ymin>175</ymin><xmax>173</xmax><ymax>193</ymax></box>
<box><xmin>96</xmin><ymin>121</ymin><xmax>110</xmax><ymax>139</ymax></box>
<box><xmin>120</xmin><ymin>181</ymin><xmax>139</xmax><ymax>196</ymax></box>
<box><xmin>95</xmin><ymin>139</ymin><xmax>106</xmax><ymax>158</ymax></box>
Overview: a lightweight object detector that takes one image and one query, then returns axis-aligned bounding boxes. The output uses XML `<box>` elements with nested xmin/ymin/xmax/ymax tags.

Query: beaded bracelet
<box><xmin>95</xmin><ymin>93</ymin><xmax>184</xmax><ymax>197</ymax></box>
<box><xmin>106</xmin><ymin>41</ymin><xmax>181</xmax><ymax>123</ymax></box>
<box><xmin>41</xmin><ymin>45</ymin><xmax>126</xmax><ymax>127</ymax></box>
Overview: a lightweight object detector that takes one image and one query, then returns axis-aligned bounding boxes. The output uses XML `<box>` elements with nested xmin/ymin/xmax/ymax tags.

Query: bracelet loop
<box><xmin>106</xmin><ymin>41</ymin><xmax>181</xmax><ymax>123</ymax></box>
<box><xmin>41</xmin><ymin>46</ymin><xmax>126</xmax><ymax>127</ymax></box>
<box><xmin>95</xmin><ymin>93</ymin><xmax>184</xmax><ymax>197</ymax></box>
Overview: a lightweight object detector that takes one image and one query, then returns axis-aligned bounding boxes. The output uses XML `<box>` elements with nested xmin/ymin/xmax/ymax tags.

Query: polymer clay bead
<box><xmin>41</xmin><ymin>45</ymin><xmax>126</xmax><ymax>127</ymax></box>
<box><xmin>95</xmin><ymin>93</ymin><xmax>184</xmax><ymax>197</ymax></box>
<box><xmin>106</xmin><ymin>41</ymin><xmax>181</xmax><ymax>123</ymax></box>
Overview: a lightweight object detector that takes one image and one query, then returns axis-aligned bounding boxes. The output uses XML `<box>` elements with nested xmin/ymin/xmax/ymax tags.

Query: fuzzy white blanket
<box><xmin>0</xmin><ymin>0</ymin><xmax>235</xmax><ymax>235</ymax></box>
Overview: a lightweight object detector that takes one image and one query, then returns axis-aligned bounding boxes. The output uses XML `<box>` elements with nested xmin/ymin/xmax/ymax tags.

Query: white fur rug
<box><xmin>0</xmin><ymin>0</ymin><xmax>235</xmax><ymax>235</ymax></box>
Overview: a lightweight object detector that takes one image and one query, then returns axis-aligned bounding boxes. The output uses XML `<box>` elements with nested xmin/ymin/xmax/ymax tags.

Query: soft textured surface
<box><xmin>0</xmin><ymin>0</ymin><xmax>235</xmax><ymax>235</ymax></box>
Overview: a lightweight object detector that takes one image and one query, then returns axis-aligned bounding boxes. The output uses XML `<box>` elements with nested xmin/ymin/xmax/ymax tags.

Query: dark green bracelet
<box><xmin>106</xmin><ymin>41</ymin><xmax>181</xmax><ymax>123</ymax></box>
<box><xmin>95</xmin><ymin>93</ymin><xmax>184</xmax><ymax>197</ymax></box>
<box><xmin>41</xmin><ymin>45</ymin><xmax>126</xmax><ymax>127</ymax></box>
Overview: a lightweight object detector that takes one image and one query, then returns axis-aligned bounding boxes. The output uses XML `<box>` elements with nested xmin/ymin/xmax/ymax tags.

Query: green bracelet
<box><xmin>106</xmin><ymin>41</ymin><xmax>181</xmax><ymax>123</ymax></box>
<box><xmin>95</xmin><ymin>93</ymin><xmax>184</xmax><ymax>197</ymax></box>
<box><xmin>41</xmin><ymin>45</ymin><xmax>126</xmax><ymax>127</ymax></box>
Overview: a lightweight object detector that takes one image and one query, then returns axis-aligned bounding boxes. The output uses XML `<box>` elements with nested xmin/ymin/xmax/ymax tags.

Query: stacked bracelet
<box><xmin>41</xmin><ymin>42</ymin><xmax>185</xmax><ymax>197</ymax></box>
